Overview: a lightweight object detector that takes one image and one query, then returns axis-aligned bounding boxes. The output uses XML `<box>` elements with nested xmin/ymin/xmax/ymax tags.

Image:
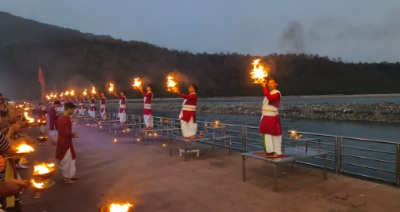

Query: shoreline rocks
<box><xmin>102</xmin><ymin>102</ymin><xmax>400</xmax><ymax>124</ymax></box>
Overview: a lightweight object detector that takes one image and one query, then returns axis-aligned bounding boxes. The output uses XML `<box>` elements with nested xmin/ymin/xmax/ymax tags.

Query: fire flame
<box><xmin>250</xmin><ymin>59</ymin><xmax>269</xmax><ymax>84</ymax></box>
<box><xmin>65</xmin><ymin>91</ymin><xmax>70</xmax><ymax>96</ymax></box>
<box><xmin>91</xmin><ymin>87</ymin><xmax>97</xmax><ymax>94</ymax></box>
<box><xmin>31</xmin><ymin>179</ymin><xmax>44</xmax><ymax>189</ymax></box>
<box><xmin>83</xmin><ymin>89</ymin><xmax>87</xmax><ymax>96</ymax></box>
<box><xmin>24</xmin><ymin>112</ymin><xmax>35</xmax><ymax>123</ymax></box>
<box><xmin>108</xmin><ymin>83</ymin><xmax>115</xmax><ymax>93</ymax></box>
<box><xmin>109</xmin><ymin>203</ymin><xmax>133</xmax><ymax>212</ymax></box>
<box><xmin>46</xmin><ymin>95</ymin><xmax>51</xmax><ymax>100</ymax></box>
<box><xmin>70</xmin><ymin>90</ymin><xmax>75</xmax><ymax>96</ymax></box>
<box><xmin>34</xmin><ymin>163</ymin><xmax>55</xmax><ymax>175</ymax></box>
<box><xmin>133</xmin><ymin>78</ymin><xmax>142</xmax><ymax>89</ymax></box>
<box><xmin>16</xmin><ymin>144</ymin><xmax>34</xmax><ymax>153</ymax></box>
<box><xmin>166</xmin><ymin>76</ymin><xmax>177</xmax><ymax>91</ymax></box>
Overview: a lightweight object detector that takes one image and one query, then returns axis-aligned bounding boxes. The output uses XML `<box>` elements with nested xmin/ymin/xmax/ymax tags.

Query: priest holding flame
<box><xmin>137</xmin><ymin>83</ymin><xmax>153</xmax><ymax>129</ymax></box>
<box><xmin>87</xmin><ymin>93</ymin><xmax>96</xmax><ymax>118</ymax></box>
<box><xmin>172</xmin><ymin>85</ymin><xmax>198</xmax><ymax>139</ymax></box>
<box><xmin>259</xmin><ymin>78</ymin><xmax>283</xmax><ymax>158</ymax></box>
<box><xmin>77</xmin><ymin>94</ymin><xmax>85</xmax><ymax>116</ymax></box>
<box><xmin>112</xmin><ymin>91</ymin><xmax>127</xmax><ymax>124</ymax></box>
<box><xmin>99</xmin><ymin>92</ymin><xmax>107</xmax><ymax>120</ymax></box>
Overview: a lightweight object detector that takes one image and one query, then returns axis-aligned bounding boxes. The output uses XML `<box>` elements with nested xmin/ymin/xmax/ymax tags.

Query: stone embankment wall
<box><xmin>107</xmin><ymin>102</ymin><xmax>400</xmax><ymax>123</ymax></box>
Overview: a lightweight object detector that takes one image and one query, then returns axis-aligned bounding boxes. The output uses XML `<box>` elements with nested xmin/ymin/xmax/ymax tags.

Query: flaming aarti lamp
<box><xmin>288</xmin><ymin>129</ymin><xmax>302</xmax><ymax>139</ymax></box>
<box><xmin>30</xmin><ymin>179</ymin><xmax>54</xmax><ymax>198</ymax></box>
<box><xmin>31</xmin><ymin>163</ymin><xmax>56</xmax><ymax>198</ymax></box>
<box><xmin>14</xmin><ymin>143</ymin><xmax>35</xmax><ymax>156</ymax></box>
<box><xmin>99</xmin><ymin>203</ymin><xmax>133</xmax><ymax>212</ymax></box>
<box><xmin>36</xmin><ymin>135</ymin><xmax>48</xmax><ymax>145</ymax></box>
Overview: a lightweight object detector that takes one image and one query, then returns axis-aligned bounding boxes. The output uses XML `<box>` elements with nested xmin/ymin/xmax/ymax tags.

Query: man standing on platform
<box><xmin>139</xmin><ymin>85</ymin><xmax>153</xmax><ymax>129</ymax></box>
<box><xmin>48</xmin><ymin>100</ymin><xmax>60</xmax><ymax>144</ymax></box>
<box><xmin>56</xmin><ymin>102</ymin><xmax>79</xmax><ymax>184</ymax></box>
<box><xmin>99</xmin><ymin>92</ymin><xmax>107</xmax><ymax>120</ymax></box>
<box><xmin>113</xmin><ymin>91</ymin><xmax>126</xmax><ymax>124</ymax></box>
<box><xmin>174</xmin><ymin>85</ymin><xmax>198</xmax><ymax>139</ymax></box>
<box><xmin>259</xmin><ymin>78</ymin><xmax>282</xmax><ymax>157</ymax></box>
<box><xmin>88</xmin><ymin>94</ymin><xmax>96</xmax><ymax>118</ymax></box>
<box><xmin>77</xmin><ymin>95</ymin><xmax>85</xmax><ymax>116</ymax></box>
<box><xmin>59</xmin><ymin>97</ymin><xmax>65</xmax><ymax>114</ymax></box>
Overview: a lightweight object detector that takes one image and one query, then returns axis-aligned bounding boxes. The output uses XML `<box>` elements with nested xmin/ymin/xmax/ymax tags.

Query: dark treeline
<box><xmin>1</xmin><ymin>11</ymin><xmax>400</xmax><ymax>100</ymax></box>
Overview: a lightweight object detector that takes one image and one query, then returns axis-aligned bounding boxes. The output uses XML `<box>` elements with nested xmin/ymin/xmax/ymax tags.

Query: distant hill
<box><xmin>1</xmin><ymin>11</ymin><xmax>400</xmax><ymax>100</ymax></box>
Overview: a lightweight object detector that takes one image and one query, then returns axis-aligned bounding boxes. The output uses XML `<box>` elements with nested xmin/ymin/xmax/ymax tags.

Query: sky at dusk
<box><xmin>1</xmin><ymin>0</ymin><xmax>400</xmax><ymax>63</ymax></box>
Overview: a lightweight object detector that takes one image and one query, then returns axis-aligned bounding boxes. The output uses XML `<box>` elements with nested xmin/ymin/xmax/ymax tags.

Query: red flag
<box><xmin>38</xmin><ymin>65</ymin><xmax>46</xmax><ymax>99</ymax></box>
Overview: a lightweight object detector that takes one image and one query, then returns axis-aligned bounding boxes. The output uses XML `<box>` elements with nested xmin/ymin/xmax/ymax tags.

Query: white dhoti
<box><xmin>100</xmin><ymin>105</ymin><xmax>107</xmax><ymax>120</ymax></box>
<box><xmin>100</xmin><ymin>111</ymin><xmax>107</xmax><ymax>120</ymax></box>
<box><xmin>88</xmin><ymin>110</ymin><xmax>95</xmax><ymax>118</ymax></box>
<box><xmin>180</xmin><ymin>113</ymin><xmax>197</xmax><ymax>138</ymax></box>
<box><xmin>50</xmin><ymin>130</ymin><xmax>58</xmax><ymax>144</ymax></box>
<box><xmin>118</xmin><ymin>112</ymin><xmax>126</xmax><ymax>123</ymax></box>
<box><xmin>57</xmin><ymin>107</ymin><xmax>64</xmax><ymax>114</ymax></box>
<box><xmin>58</xmin><ymin>149</ymin><xmax>76</xmax><ymax>179</ymax></box>
<box><xmin>78</xmin><ymin>108</ymin><xmax>84</xmax><ymax>115</ymax></box>
<box><xmin>143</xmin><ymin>115</ymin><xmax>153</xmax><ymax>127</ymax></box>
<box><xmin>39</xmin><ymin>125</ymin><xmax>46</xmax><ymax>134</ymax></box>
<box><xmin>262</xmin><ymin>134</ymin><xmax>282</xmax><ymax>154</ymax></box>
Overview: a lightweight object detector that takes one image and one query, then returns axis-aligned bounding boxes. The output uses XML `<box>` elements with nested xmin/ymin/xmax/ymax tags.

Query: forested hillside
<box><xmin>1</xmin><ymin>11</ymin><xmax>399</xmax><ymax>100</ymax></box>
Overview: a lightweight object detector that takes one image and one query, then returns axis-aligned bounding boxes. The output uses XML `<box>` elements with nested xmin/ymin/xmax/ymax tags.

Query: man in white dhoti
<box><xmin>47</xmin><ymin>101</ymin><xmax>60</xmax><ymax>144</ymax></box>
<box><xmin>259</xmin><ymin>78</ymin><xmax>283</xmax><ymax>158</ymax></box>
<box><xmin>77</xmin><ymin>95</ymin><xmax>85</xmax><ymax>116</ymax></box>
<box><xmin>99</xmin><ymin>92</ymin><xmax>107</xmax><ymax>120</ymax></box>
<box><xmin>139</xmin><ymin>85</ymin><xmax>153</xmax><ymax>129</ymax></box>
<box><xmin>174</xmin><ymin>85</ymin><xmax>198</xmax><ymax>138</ymax></box>
<box><xmin>88</xmin><ymin>94</ymin><xmax>96</xmax><ymax>118</ymax></box>
<box><xmin>55</xmin><ymin>103</ymin><xmax>79</xmax><ymax>184</ymax></box>
<box><xmin>116</xmin><ymin>91</ymin><xmax>127</xmax><ymax>124</ymax></box>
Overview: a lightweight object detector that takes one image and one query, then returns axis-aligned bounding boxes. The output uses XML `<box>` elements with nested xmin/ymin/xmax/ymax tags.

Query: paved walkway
<box><xmin>18</xmin><ymin>120</ymin><xmax>400</xmax><ymax>212</ymax></box>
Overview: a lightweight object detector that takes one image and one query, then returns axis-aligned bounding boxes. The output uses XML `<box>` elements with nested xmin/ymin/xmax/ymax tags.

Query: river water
<box><xmin>119</xmin><ymin>94</ymin><xmax>400</xmax><ymax>143</ymax></box>
<box><xmin>150</xmin><ymin>93</ymin><xmax>400</xmax><ymax>105</ymax></box>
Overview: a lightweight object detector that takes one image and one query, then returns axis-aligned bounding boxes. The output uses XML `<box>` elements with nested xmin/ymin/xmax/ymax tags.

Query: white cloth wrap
<box><xmin>143</xmin><ymin>114</ymin><xmax>153</xmax><ymax>127</ymax></box>
<box><xmin>144</xmin><ymin>104</ymin><xmax>152</xmax><ymax>109</ymax></box>
<box><xmin>58</xmin><ymin>149</ymin><xmax>76</xmax><ymax>179</ymax></box>
<box><xmin>179</xmin><ymin>112</ymin><xmax>197</xmax><ymax>137</ymax></box>
<box><xmin>118</xmin><ymin>112</ymin><xmax>126</xmax><ymax>123</ymax></box>
<box><xmin>182</xmin><ymin>105</ymin><xmax>196</xmax><ymax>111</ymax></box>
<box><xmin>263</xmin><ymin>134</ymin><xmax>282</xmax><ymax>154</ymax></box>
<box><xmin>88</xmin><ymin>110</ymin><xmax>95</xmax><ymax>118</ymax></box>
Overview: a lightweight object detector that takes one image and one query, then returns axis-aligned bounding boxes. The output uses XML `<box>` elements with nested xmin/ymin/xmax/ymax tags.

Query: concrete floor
<box><xmin>18</xmin><ymin>120</ymin><xmax>400</xmax><ymax>212</ymax></box>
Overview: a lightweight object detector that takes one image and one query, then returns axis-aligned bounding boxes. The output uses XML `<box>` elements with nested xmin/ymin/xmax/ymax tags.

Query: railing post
<box><xmin>340</xmin><ymin>137</ymin><xmax>343</xmax><ymax>174</ymax></box>
<box><xmin>396</xmin><ymin>144</ymin><xmax>400</xmax><ymax>187</ymax></box>
<box><xmin>242</xmin><ymin>126</ymin><xmax>247</xmax><ymax>152</ymax></box>
<box><xmin>335</xmin><ymin>137</ymin><xmax>338</xmax><ymax>174</ymax></box>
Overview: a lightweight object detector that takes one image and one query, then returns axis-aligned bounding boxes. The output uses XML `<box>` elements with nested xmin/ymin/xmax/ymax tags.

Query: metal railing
<box><xmin>87</xmin><ymin>113</ymin><xmax>400</xmax><ymax>186</ymax></box>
